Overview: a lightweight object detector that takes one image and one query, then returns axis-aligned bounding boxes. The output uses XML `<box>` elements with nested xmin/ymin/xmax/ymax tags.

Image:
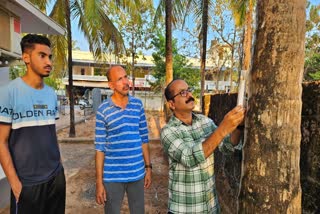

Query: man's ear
<box><xmin>108</xmin><ymin>82</ymin><xmax>114</xmax><ymax>90</ymax></box>
<box><xmin>167</xmin><ymin>100</ymin><xmax>175</xmax><ymax>110</ymax></box>
<box><xmin>22</xmin><ymin>52</ymin><xmax>30</xmax><ymax>64</ymax></box>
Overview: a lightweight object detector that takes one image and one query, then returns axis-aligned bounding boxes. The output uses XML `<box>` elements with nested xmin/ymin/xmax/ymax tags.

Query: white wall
<box><xmin>134</xmin><ymin>91</ymin><xmax>163</xmax><ymax>111</ymax></box>
<box><xmin>0</xmin><ymin>67</ymin><xmax>9</xmax><ymax>86</ymax></box>
<box><xmin>0</xmin><ymin>169</ymin><xmax>5</xmax><ymax>179</ymax></box>
<box><xmin>0</xmin><ymin>67</ymin><xmax>9</xmax><ymax>180</ymax></box>
<box><xmin>101</xmin><ymin>89</ymin><xmax>164</xmax><ymax>111</ymax></box>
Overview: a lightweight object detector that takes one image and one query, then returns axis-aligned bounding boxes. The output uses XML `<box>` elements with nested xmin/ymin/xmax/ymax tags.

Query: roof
<box><xmin>1</xmin><ymin>0</ymin><xmax>65</xmax><ymax>35</ymax></box>
<box><xmin>62</xmin><ymin>75</ymin><xmax>153</xmax><ymax>89</ymax></box>
<box><xmin>71</xmin><ymin>50</ymin><xmax>218</xmax><ymax>69</ymax></box>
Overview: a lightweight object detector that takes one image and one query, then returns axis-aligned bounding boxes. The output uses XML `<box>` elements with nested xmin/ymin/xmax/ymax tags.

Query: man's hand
<box><xmin>95</xmin><ymin>151</ymin><xmax>106</xmax><ymax>205</ymax></box>
<box><xmin>96</xmin><ymin>182</ymin><xmax>107</xmax><ymax>205</ymax></box>
<box><xmin>12</xmin><ymin>180</ymin><xmax>22</xmax><ymax>202</ymax></box>
<box><xmin>144</xmin><ymin>168</ymin><xmax>152</xmax><ymax>189</ymax></box>
<box><xmin>218</xmin><ymin>106</ymin><xmax>246</xmax><ymax>137</ymax></box>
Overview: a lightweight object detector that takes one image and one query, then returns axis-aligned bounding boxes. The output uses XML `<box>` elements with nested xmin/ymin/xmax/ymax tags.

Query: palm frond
<box><xmin>154</xmin><ymin>0</ymin><xmax>190</xmax><ymax>28</ymax></box>
<box><xmin>48</xmin><ymin>34</ymin><xmax>67</xmax><ymax>79</ymax></box>
<box><xmin>229</xmin><ymin>0</ymin><xmax>250</xmax><ymax>27</ymax></box>
<box><xmin>28</xmin><ymin>0</ymin><xmax>48</xmax><ymax>12</ymax></box>
<box><xmin>154</xmin><ymin>0</ymin><xmax>165</xmax><ymax>27</ymax></box>
<box><xmin>71</xmin><ymin>0</ymin><xmax>125</xmax><ymax>60</ymax></box>
<box><xmin>98</xmin><ymin>8</ymin><xmax>125</xmax><ymax>55</ymax></box>
<box><xmin>49</xmin><ymin>0</ymin><xmax>66</xmax><ymax>27</ymax></box>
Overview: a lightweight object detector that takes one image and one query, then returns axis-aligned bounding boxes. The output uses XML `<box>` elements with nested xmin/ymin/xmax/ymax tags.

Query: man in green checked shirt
<box><xmin>160</xmin><ymin>79</ymin><xmax>245</xmax><ymax>214</ymax></box>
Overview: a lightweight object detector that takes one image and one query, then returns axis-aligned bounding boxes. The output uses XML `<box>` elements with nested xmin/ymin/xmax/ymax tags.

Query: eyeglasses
<box><xmin>170</xmin><ymin>87</ymin><xmax>194</xmax><ymax>100</ymax></box>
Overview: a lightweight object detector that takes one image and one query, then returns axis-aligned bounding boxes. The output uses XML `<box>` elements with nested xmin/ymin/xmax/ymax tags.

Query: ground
<box><xmin>59</xmin><ymin>110</ymin><xmax>168</xmax><ymax>214</ymax></box>
<box><xmin>0</xmin><ymin>111</ymin><xmax>168</xmax><ymax>214</ymax></box>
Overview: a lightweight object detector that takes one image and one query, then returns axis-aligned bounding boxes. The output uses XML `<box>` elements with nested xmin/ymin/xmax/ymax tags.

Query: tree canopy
<box><xmin>150</xmin><ymin>32</ymin><xmax>200</xmax><ymax>97</ymax></box>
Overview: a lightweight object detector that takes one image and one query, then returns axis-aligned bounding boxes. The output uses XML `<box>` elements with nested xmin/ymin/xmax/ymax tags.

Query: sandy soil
<box><xmin>0</xmin><ymin>111</ymin><xmax>168</xmax><ymax>214</ymax></box>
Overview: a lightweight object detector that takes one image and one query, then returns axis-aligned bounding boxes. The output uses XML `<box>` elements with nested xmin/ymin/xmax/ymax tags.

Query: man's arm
<box><xmin>138</xmin><ymin>103</ymin><xmax>152</xmax><ymax>188</ymax></box>
<box><xmin>142</xmin><ymin>143</ymin><xmax>152</xmax><ymax>188</ymax></box>
<box><xmin>95</xmin><ymin>106</ymin><xmax>108</xmax><ymax>205</ymax></box>
<box><xmin>160</xmin><ymin>106</ymin><xmax>245</xmax><ymax>167</ymax></box>
<box><xmin>95</xmin><ymin>151</ymin><xmax>106</xmax><ymax>205</ymax></box>
<box><xmin>202</xmin><ymin>106</ymin><xmax>245</xmax><ymax>158</ymax></box>
<box><xmin>0</xmin><ymin>123</ymin><xmax>22</xmax><ymax>201</ymax></box>
<box><xmin>230</xmin><ymin>128</ymin><xmax>243</xmax><ymax>146</ymax></box>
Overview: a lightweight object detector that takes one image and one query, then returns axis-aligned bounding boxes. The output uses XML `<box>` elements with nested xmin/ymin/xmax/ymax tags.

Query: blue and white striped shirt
<box><xmin>95</xmin><ymin>95</ymin><xmax>149</xmax><ymax>183</ymax></box>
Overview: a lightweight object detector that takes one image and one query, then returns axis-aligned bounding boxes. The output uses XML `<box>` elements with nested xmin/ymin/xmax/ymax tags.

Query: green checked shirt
<box><xmin>160</xmin><ymin>113</ymin><xmax>235</xmax><ymax>214</ymax></box>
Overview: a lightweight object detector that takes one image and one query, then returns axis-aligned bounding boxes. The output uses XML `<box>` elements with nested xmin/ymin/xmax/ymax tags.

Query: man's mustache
<box><xmin>123</xmin><ymin>84</ymin><xmax>130</xmax><ymax>90</ymax></box>
<box><xmin>186</xmin><ymin>97</ymin><xmax>195</xmax><ymax>103</ymax></box>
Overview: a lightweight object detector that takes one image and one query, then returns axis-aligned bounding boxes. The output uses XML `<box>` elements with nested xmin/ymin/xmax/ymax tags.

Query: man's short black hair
<box><xmin>20</xmin><ymin>34</ymin><xmax>51</xmax><ymax>53</ymax></box>
<box><xmin>164</xmin><ymin>78</ymin><xmax>183</xmax><ymax>101</ymax></box>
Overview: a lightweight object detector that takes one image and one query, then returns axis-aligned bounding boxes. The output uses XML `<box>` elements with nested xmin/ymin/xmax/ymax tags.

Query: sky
<box><xmin>70</xmin><ymin>0</ymin><xmax>161</xmax><ymax>52</ymax></box>
<box><xmin>69</xmin><ymin>0</ymin><xmax>319</xmax><ymax>53</ymax></box>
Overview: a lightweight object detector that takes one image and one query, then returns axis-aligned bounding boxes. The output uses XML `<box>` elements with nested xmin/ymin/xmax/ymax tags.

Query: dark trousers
<box><xmin>10</xmin><ymin>169</ymin><xmax>66</xmax><ymax>214</ymax></box>
<box><xmin>104</xmin><ymin>178</ymin><xmax>145</xmax><ymax>214</ymax></box>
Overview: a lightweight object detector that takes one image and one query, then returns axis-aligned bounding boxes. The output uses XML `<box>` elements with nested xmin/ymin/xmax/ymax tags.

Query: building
<box><xmin>63</xmin><ymin>50</ymin><xmax>237</xmax><ymax>93</ymax></box>
<box><xmin>63</xmin><ymin>50</ymin><xmax>156</xmax><ymax>91</ymax></box>
<box><xmin>0</xmin><ymin>0</ymin><xmax>65</xmax><ymax>208</ymax></box>
<box><xmin>60</xmin><ymin>50</ymin><xmax>238</xmax><ymax>112</ymax></box>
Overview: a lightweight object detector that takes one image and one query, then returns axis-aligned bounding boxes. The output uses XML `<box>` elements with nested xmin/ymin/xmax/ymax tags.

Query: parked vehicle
<box><xmin>79</xmin><ymin>98</ymin><xmax>92</xmax><ymax>110</ymax></box>
<box><xmin>61</xmin><ymin>97</ymin><xmax>68</xmax><ymax>105</ymax></box>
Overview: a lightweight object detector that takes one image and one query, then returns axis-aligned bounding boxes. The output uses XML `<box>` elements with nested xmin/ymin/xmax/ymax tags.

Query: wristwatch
<box><xmin>145</xmin><ymin>164</ymin><xmax>152</xmax><ymax>169</ymax></box>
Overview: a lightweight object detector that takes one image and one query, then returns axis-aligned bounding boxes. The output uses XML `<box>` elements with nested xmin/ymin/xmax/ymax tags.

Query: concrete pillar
<box><xmin>92</xmin><ymin>88</ymin><xmax>101</xmax><ymax>112</ymax></box>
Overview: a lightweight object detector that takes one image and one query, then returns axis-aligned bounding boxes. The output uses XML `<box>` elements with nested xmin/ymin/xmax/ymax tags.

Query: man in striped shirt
<box><xmin>95</xmin><ymin>66</ymin><xmax>152</xmax><ymax>214</ymax></box>
<box><xmin>161</xmin><ymin>79</ymin><xmax>245</xmax><ymax>213</ymax></box>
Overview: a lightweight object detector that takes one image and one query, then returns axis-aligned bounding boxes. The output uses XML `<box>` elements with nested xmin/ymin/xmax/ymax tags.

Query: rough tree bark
<box><xmin>65</xmin><ymin>0</ymin><xmax>75</xmax><ymax>137</ymax></box>
<box><xmin>200</xmin><ymin>0</ymin><xmax>209</xmax><ymax>112</ymax></box>
<box><xmin>238</xmin><ymin>0</ymin><xmax>306</xmax><ymax>213</ymax></box>
<box><xmin>164</xmin><ymin>0</ymin><xmax>173</xmax><ymax>121</ymax></box>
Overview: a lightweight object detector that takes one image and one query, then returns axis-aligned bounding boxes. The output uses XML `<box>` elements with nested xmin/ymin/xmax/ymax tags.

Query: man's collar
<box><xmin>169</xmin><ymin>112</ymin><xmax>200</xmax><ymax>126</ymax></box>
<box><xmin>107</xmin><ymin>94</ymin><xmax>131</xmax><ymax>107</ymax></box>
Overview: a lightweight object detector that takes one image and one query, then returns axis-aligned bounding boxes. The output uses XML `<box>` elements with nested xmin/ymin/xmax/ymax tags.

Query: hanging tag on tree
<box><xmin>237</xmin><ymin>70</ymin><xmax>247</xmax><ymax>107</ymax></box>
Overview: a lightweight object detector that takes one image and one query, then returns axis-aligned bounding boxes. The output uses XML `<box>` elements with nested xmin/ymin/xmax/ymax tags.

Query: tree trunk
<box><xmin>131</xmin><ymin>31</ymin><xmax>135</xmax><ymax>96</ymax></box>
<box><xmin>238</xmin><ymin>0</ymin><xmax>306</xmax><ymax>213</ymax></box>
<box><xmin>242</xmin><ymin>0</ymin><xmax>253</xmax><ymax>73</ymax></box>
<box><xmin>65</xmin><ymin>0</ymin><xmax>75</xmax><ymax>137</ymax></box>
<box><xmin>241</xmin><ymin>0</ymin><xmax>253</xmax><ymax>101</ymax></box>
<box><xmin>229</xmin><ymin>28</ymin><xmax>237</xmax><ymax>92</ymax></box>
<box><xmin>200</xmin><ymin>0</ymin><xmax>209</xmax><ymax>113</ymax></box>
<box><xmin>164</xmin><ymin>0</ymin><xmax>173</xmax><ymax>121</ymax></box>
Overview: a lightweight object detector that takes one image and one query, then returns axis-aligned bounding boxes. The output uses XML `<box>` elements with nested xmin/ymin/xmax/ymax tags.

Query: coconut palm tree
<box><xmin>164</xmin><ymin>0</ymin><xmax>174</xmax><ymax>88</ymax></box>
<box><xmin>108</xmin><ymin>0</ymin><xmax>155</xmax><ymax>96</ymax></box>
<box><xmin>155</xmin><ymin>0</ymin><xmax>185</xmax><ymax>88</ymax></box>
<box><xmin>29</xmin><ymin>0</ymin><xmax>138</xmax><ymax>137</ymax></box>
<box><xmin>181</xmin><ymin>0</ymin><xmax>218</xmax><ymax>111</ymax></box>
<box><xmin>155</xmin><ymin>0</ymin><xmax>215</xmax><ymax>114</ymax></box>
<box><xmin>154</xmin><ymin>0</ymin><xmax>185</xmax><ymax>119</ymax></box>
<box><xmin>229</xmin><ymin>0</ymin><xmax>255</xmax><ymax>88</ymax></box>
<box><xmin>238</xmin><ymin>0</ymin><xmax>306</xmax><ymax>212</ymax></box>
<box><xmin>200</xmin><ymin>0</ymin><xmax>209</xmax><ymax>112</ymax></box>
